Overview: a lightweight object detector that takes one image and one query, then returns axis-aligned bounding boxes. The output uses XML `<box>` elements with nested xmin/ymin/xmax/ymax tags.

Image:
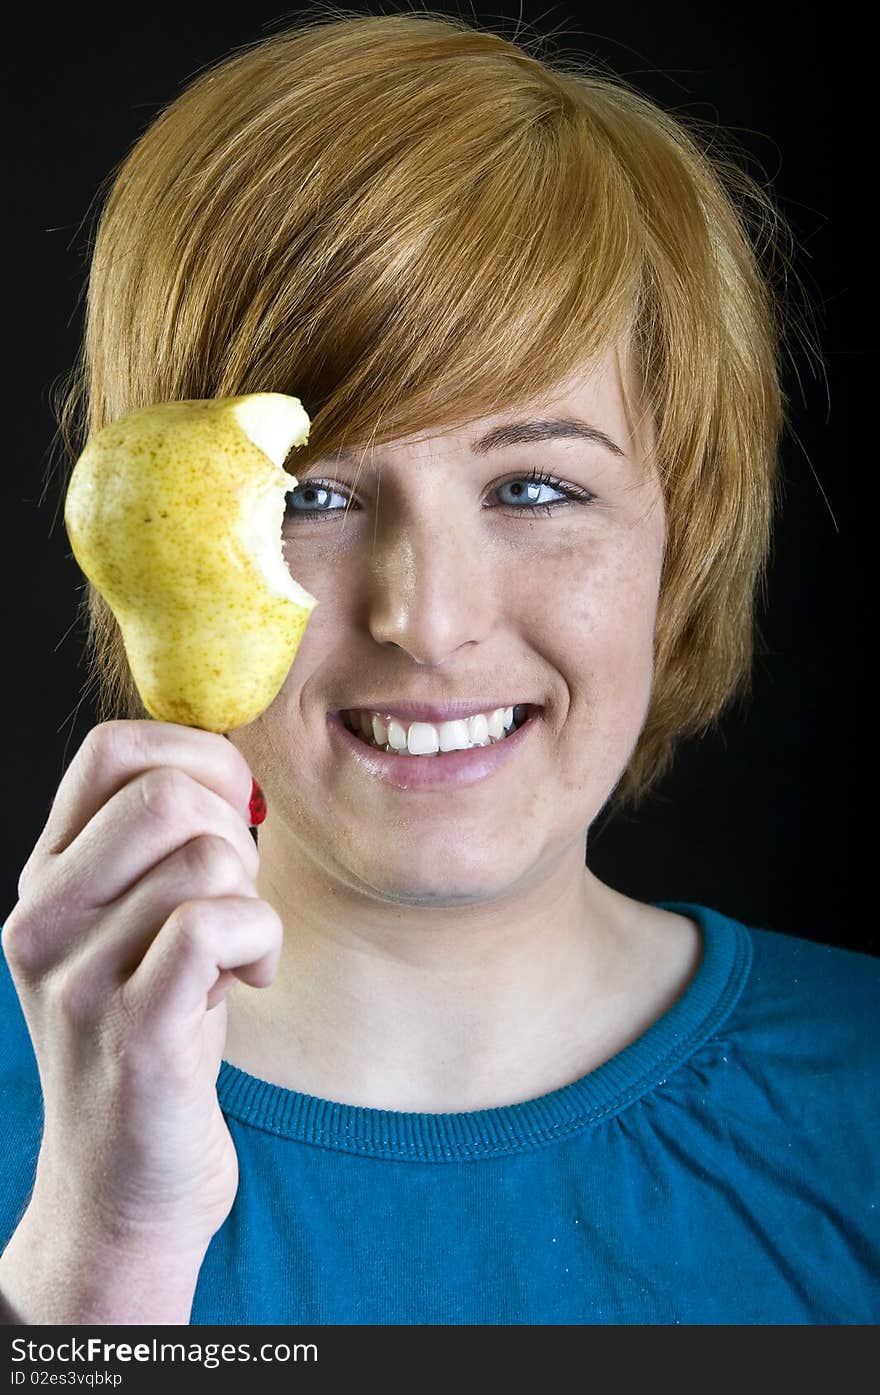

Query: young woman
<box><xmin>1</xmin><ymin>9</ymin><xmax>876</xmax><ymax>1325</ymax></box>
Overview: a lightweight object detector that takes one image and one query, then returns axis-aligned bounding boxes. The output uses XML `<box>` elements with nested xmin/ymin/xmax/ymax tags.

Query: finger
<box><xmin>9</xmin><ymin>784</ymin><xmax>261</xmax><ymax>977</ymax></box>
<box><xmin>64</xmin><ymin>831</ymin><xmax>262</xmax><ymax>990</ymax></box>
<box><xmin>21</xmin><ymin>720</ymin><xmax>254</xmax><ymax>879</ymax></box>
<box><xmin>65</xmin><ymin>767</ymin><xmax>260</xmax><ymax>907</ymax></box>
<box><xmin>122</xmin><ymin>896</ymin><xmax>283</xmax><ymax>1027</ymax></box>
<box><xmin>206</xmin><ymin>969</ymin><xmax>242</xmax><ymax>1012</ymax></box>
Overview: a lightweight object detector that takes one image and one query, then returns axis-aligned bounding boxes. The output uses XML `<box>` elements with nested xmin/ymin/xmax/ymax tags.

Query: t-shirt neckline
<box><xmin>216</xmin><ymin>900</ymin><xmax>752</xmax><ymax>1161</ymax></box>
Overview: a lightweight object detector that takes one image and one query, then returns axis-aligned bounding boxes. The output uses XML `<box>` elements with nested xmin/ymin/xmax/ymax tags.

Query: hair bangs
<box><xmin>210</xmin><ymin>69</ymin><xmax>647</xmax><ymax>469</ymax></box>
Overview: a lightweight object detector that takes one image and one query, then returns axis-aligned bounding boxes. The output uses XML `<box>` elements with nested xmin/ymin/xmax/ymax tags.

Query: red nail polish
<box><xmin>248</xmin><ymin>777</ymin><xmax>267</xmax><ymax>826</ymax></box>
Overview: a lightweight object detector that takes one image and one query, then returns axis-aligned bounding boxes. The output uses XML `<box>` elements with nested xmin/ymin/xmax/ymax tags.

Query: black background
<box><xmin>3</xmin><ymin>4</ymin><xmax>859</xmax><ymax>950</ymax></box>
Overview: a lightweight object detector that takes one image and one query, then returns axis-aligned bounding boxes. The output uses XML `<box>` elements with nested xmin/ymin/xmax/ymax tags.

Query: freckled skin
<box><xmin>224</xmin><ymin>345</ymin><xmax>695</xmax><ymax>1113</ymax></box>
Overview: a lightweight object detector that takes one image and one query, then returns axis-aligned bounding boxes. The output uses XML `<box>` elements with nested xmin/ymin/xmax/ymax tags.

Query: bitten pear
<box><xmin>64</xmin><ymin>393</ymin><xmax>318</xmax><ymax>732</ymax></box>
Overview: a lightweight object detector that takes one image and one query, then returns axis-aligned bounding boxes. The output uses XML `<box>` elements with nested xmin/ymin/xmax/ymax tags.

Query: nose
<box><xmin>363</xmin><ymin>507</ymin><xmax>495</xmax><ymax>664</ymax></box>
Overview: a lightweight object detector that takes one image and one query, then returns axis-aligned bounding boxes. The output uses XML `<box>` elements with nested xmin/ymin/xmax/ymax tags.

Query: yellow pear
<box><xmin>64</xmin><ymin>393</ymin><xmax>318</xmax><ymax>732</ymax></box>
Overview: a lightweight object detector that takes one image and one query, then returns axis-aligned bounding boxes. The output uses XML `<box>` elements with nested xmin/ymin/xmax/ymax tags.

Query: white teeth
<box><xmin>439</xmin><ymin>719</ymin><xmax>472</xmax><ymax>752</ymax></box>
<box><xmin>346</xmin><ymin>705</ymin><xmax>525</xmax><ymax>755</ymax></box>
<box><xmin>468</xmin><ymin>713</ymin><xmax>489</xmax><ymax>745</ymax></box>
<box><xmin>387</xmin><ymin>719</ymin><xmax>408</xmax><ymax>752</ymax></box>
<box><xmin>487</xmin><ymin>709</ymin><xmax>507</xmax><ymax>740</ymax></box>
<box><xmin>407</xmin><ymin>722</ymin><xmax>440</xmax><ymax>756</ymax></box>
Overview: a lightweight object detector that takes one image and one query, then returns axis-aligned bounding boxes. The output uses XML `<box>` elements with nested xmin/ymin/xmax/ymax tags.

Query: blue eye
<box><xmin>494</xmin><ymin>471</ymin><xmax>590</xmax><ymax>514</ymax></box>
<box><xmin>283</xmin><ymin>468</ymin><xmax>595</xmax><ymax>521</ymax></box>
<box><xmin>285</xmin><ymin>481</ymin><xmax>348</xmax><ymax>516</ymax></box>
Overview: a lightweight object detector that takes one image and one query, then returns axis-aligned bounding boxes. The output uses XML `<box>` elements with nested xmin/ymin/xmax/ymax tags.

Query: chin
<box><xmin>355</xmin><ymin>851</ymin><xmax>531</xmax><ymax>909</ymax></box>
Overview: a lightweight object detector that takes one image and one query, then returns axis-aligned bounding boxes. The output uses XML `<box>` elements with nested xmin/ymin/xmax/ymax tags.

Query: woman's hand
<box><xmin>0</xmin><ymin>719</ymin><xmax>281</xmax><ymax>1321</ymax></box>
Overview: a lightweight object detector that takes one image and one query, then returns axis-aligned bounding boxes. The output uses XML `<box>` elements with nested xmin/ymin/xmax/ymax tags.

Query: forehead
<box><xmin>385</xmin><ymin>341</ymin><xmax>652</xmax><ymax>460</ymax></box>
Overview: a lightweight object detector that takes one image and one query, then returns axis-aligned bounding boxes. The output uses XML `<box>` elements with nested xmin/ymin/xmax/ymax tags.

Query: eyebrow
<box><xmin>470</xmin><ymin>416</ymin><xmax>626</xmax><ymax>458</ymax></box>
<box><xmin>318</xmin><ymin>415</ymin><xmax>626</xmax><ymax>471</ymax></box>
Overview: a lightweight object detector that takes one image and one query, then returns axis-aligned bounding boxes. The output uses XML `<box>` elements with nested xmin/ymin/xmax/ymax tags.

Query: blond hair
<box><xmin>48</xmin><ymin>4</ymin><xmax>820</xmax><ymax>814</ymax></box>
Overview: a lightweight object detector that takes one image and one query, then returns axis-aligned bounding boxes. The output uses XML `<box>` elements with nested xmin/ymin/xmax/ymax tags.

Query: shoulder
<box><xmin>666</xmin><ymin>899</ymin><xmax>880</xmax><ymax>1043</ymax></box>
<box><xmin>692</xmin><ymin>905</ymin><xmax>879</xmax><ymax>1144</ymax></box>
<box><xmin>653</xmin><ymin>900</ymin><xmax>879</xmax><ymax>1138</ymax></box>
<box><xmin>740</xmin><ymin>915</ymin><xmax>879</xmax><ymax>1056</ymax></box>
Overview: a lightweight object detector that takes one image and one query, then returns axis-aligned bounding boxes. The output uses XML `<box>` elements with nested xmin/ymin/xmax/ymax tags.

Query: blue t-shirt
<box><xmin>1</xmin><ymin>901</ymin><xmax>878</xmax><ymax>1325</ymax></box>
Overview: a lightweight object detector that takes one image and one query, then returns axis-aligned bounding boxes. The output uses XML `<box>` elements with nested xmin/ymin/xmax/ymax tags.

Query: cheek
<box><xmin>541</xmin><ymin>530</ymin><xmax>661</xmax><ymax>675</ymax></box>
<box><xmin>545</xmin><ymin>538</ymin><xmax>661</xmax><ymax>781</ymax></box>
<box><xmin>581</xmin><ymin>574</ymin><xmax>659</xmax><ymax>684</ymax></box>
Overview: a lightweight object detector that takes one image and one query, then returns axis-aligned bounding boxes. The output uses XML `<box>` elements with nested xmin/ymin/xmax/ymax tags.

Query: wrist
<box><xmin>0</xmin><ymin>1199</ymin><xmax>209</xmax><ymax>1325</ymax></box>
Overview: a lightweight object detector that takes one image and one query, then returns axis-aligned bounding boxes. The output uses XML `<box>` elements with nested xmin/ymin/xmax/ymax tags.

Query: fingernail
<box><xmin>248</xmin><ymin>777</ymin><xmax>267</xmax><ymax>826</ymax></box>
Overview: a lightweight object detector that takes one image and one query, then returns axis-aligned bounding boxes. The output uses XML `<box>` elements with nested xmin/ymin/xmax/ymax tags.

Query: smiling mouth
<box><xmin>340</xmin><ymin>704</ymin><xmax>534</xmax><ymax>755</ymax></box>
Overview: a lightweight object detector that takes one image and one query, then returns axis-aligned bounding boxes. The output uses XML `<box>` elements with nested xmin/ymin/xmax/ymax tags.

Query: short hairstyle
<box><xmin>49</xmin><ymin>5</ymin><xmax>819</xmax><ymax>815</ymax></box>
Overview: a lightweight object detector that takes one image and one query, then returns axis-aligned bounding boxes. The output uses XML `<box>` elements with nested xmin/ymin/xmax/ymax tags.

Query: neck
<box><xmin>222</xmin><ymin>831</ymin><xmax>700</xmax><ymax>1112</ymax></box>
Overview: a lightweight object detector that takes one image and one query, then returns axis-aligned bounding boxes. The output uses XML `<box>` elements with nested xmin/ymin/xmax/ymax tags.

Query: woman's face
<box><xmin>234</xmin><ymin>344</ymin><xmax>666</xmax><ymax>907</ymax></box>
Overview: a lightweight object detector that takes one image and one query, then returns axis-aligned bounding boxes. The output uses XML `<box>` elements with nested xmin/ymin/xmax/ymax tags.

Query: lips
<box><xmin>327</xmin><ymin>706</ymin><xmax>540</xmax><ymax>789</ymax></box>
